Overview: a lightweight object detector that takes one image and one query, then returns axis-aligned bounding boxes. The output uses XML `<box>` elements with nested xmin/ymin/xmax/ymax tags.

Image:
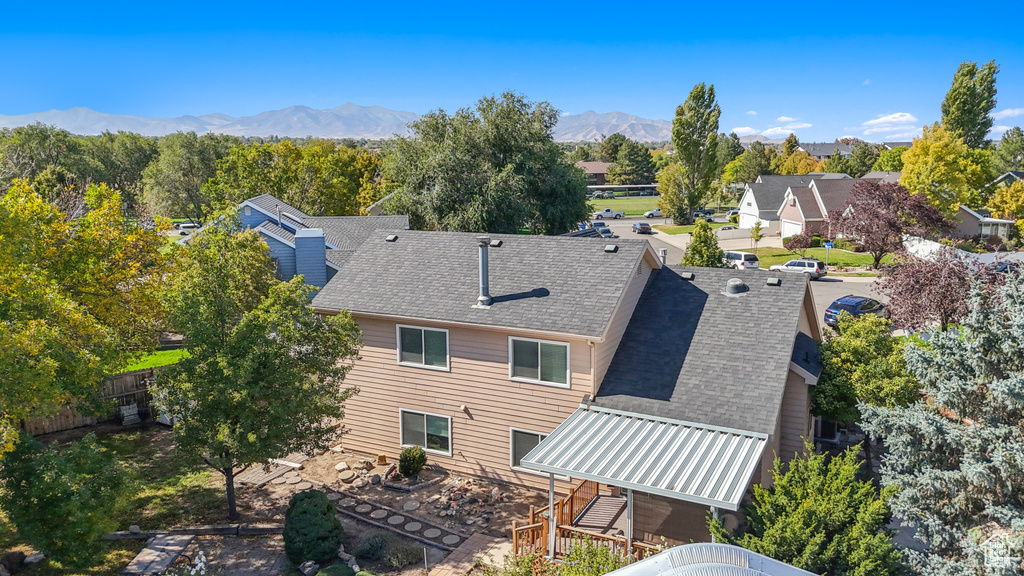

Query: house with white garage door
<box><xmin>737</xmin><ymin>173</ymin><xmax>850</xmax><ymax>230</ymax></box>
<box><xmin>777</xmin><ymin>177</ymin><xmax>880</xmax><ymax>238</ymax></box>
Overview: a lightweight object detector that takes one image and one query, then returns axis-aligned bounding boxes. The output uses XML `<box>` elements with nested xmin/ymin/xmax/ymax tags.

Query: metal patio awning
<box><xmin>520</xmin><ymin>404</ymin><xmax>768</xmax><ymax>511</ymax></box>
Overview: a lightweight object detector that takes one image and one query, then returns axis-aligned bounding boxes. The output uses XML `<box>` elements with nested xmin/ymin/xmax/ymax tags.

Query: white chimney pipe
<box><xmin>658</xmin><ymin>248</ymin><xmax>667</xmax><ymax>266</ymax></box>
<box><xmin>475</xmin><ymin>236</ymin><xmax>492</xmax><ymax>307</ymax></box>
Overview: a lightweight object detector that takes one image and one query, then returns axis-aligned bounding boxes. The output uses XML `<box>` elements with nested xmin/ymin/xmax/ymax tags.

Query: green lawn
<box><xmin>589</xmin><ymin>197</ymin><xmax>660</xmax><ymax>216</ymax></box>
<box><xmin>122</xmin><ymin>349</ymin><xmax>189</xmax><ymax>372</ymax></box>
<box><xmin>751</xmin><ymin>247</ymin><xmax>893</xmax><ymax>269</ymax></box>
<box><xmin>653</xmin><ymin>222</ymin><xmax>728</xmax><ymax>235</ymax></box>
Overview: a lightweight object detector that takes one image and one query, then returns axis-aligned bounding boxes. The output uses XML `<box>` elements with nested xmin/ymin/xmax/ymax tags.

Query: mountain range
<box><xmin>0</xmin><ymin>104</ymin><xmax>675</xmax><ymax>142</ymax></box>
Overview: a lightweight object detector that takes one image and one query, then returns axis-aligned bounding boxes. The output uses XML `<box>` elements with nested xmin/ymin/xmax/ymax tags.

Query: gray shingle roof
<box><xmin>312</xmin><ymin>231</ymin><xmax>653</xmax><ymax>338</ymax></box>
<box><xmin>799</xmin><ymin>143</ymin><xmax>853</xmax><ymax>158</ymax></box>
<box><xmin>812</xmin><ymin>178</ymin><xmax>873</xmax><ymax>214</ymax></box>
<box><xmin>244</xmin><ymin>194</ymin><xmax>309</xmax><ymax>219</ymax></box>
<box><xmin>592</xmin><ymin>266</ymin><xmax>810</xmax><ymax>435</ymax></box>
<box><xmin>789</xmin><ymin>186</ymin><xmax>822</xmax><ymax>219</ymax></box>
<box><xmin>254</xmin><ymin>221</ymin><xmax>296</xmax><ymax>244</ymax></box>
<box><xmin>325</xmin><ymin>249</ymin><xmax>356</xmax><ymax>268</ymax></box>
<box><xmin>747</xmin><ymin>174</ymin><xmax>848</xmax><ymax>214</ymax></box>
<box><xmin>791</xmin><ymin>332</ymin><xmax>821</xmax><ymax>379</ymax></box>
<box><xmin>303</xmin><ymin>215</ymin><xmax>410</xmax><ymax>250</ymax></box>
<box><xmin>563</xmin><ymin>228</ymin><xmax>602</xmax><ymax>238</ymax></box>
<box><xmin>862</xmin><ymin>171</ymin><xmax>902</xmax><ymax>183</ymax></box>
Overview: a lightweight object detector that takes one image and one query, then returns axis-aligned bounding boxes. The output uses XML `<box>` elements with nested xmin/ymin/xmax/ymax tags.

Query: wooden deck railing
<box><xmin>561</xmin><ymin>479</ymin><xmax>598</xmax><ymax>524</ymax></box>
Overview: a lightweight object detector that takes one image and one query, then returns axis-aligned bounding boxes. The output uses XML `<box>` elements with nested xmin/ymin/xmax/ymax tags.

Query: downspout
<box><xmin>588</xmin><ymin>340</ymin><xmax>597</xmax><ymax>398</ymax></box>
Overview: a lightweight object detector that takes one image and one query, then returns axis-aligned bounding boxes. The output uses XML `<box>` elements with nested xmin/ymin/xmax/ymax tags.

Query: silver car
<box><xmin>769</xmin><ymin>258</ymin><xmax>827</xmax><ymax>280</ymax></box>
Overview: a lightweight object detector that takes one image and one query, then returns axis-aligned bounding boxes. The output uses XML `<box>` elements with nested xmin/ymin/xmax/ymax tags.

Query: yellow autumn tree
<box><xmin>0</xmin><ymin>181</ymin><xmax>169</xmax><ymax>456</ymax></box>
<box><xmin>900</xmin><ymin>123</ymin><xmax>974</xmax><ymax>216</ymax></box>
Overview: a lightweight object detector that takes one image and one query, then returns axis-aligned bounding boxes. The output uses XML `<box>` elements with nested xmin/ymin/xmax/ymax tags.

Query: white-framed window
<box><xmin>399</xmin><ymin>409</ymin><xmax>451</xmax><ymax>456</ymax></box>
<box><xmin>396</xmin><ymin>325</ymin><xmax>450</xmax><ymax>371</ymax></box>
<box><xmin>510</xmin><ymin>428</ymin><xmax>547</xmax><ymax>470</ymax></box>
<box><xmin>509</xmin><ymin>337</ymin><xmax>570</xmax><ymax>388</ymax></box>
<box><xmin>244</xmin><ymin>206</ymin><xmax>252</xmax><ymax>216</ymax></box>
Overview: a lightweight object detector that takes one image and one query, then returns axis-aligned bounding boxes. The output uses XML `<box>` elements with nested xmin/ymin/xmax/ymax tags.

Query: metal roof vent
<box><xmin>474</xmin><ymin>236</ymin><xmax>494</xmax><ymax>308</ymax></box>
<box><xmin>489</xmin><ymin>239</ymin><xmax>503</xmax><ymax>248</ymax></box>
<box><xmin>766</xmin><ymin>277</ymin><xmax>782</xmax><ymax>286</ymax></box>
<box><xmin>723</xmin><ymin>278</ymin><xmax>749</xmax><ymax>297</ymax></box>
<box><xmin>680</xmin><ymin>272</ymin><xmax>695</xmax><ymax>280</ymax></box>
<box><xmin>384</xmin><ymin>234</ymin><xmax>399</xmax><ymax>242</ymax></box>
<box><xmin>604</xmin><ymin>244</ymin><xmax>618</xmax><ymax>253</ymax></box>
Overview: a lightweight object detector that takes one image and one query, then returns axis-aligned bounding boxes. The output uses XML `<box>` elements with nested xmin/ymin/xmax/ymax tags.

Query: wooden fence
<box><xmin>20</xmin><ymin>369</ymin><xmax>155</xmax><ymax>435</ymax></box>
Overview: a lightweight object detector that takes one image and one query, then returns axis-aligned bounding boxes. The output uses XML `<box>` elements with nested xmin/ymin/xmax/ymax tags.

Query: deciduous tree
<box><xmin>782</xmin><ymin>227</ymin><xmax>813</xmax><ymax>257</ymax></box>
<box><xmin>861</xmin><ymin>273</ymin><xmax>1024</xmax><ymax>574</ymax></box>
<box><xmin>900</xmin><ymin>123</ymin><xmax>973</xmax><ymax>216</ymax></box>
<box><xmin>941</xmin><ymin>60</ymin><xmax>999</xmax><ymax>149</ymax></box>
<box><xmin>669</xmin><ymin>83</ymin><xmax>721</xmax><ymax>224</ymax></box>
<box><xmin>878</xmin><ymin>248</ymin><xmax>977</xmax><ymax>331</ymax></box>
<box><xmin>989</xmin><ymin>179</ymin><xmax>1024</xmax><ymax>220</ymax></box>
<box><xmin>836</xmin><ymin>180</ymin><xmax>949</xmax><ymax>269</ymax></box>
<box><xmin>709</xmin><ymin>444</ymin><xmax>901</xmax><ymax>576</ymax></box>
<box><xmin>142</xmin><ymin>132</ymin><xmax>239</xmax><ymax>222</ymax></box>
<box><xmin>749</xmin><ymin>220</ymin><xmax>763</xmax><ymax>251</ymax></box>
<box><xmin>381</xmin><ymin>92</ymin><xmax>589</xmax><ymax>234</ymax></box>
<box><xmin>155</xmin><ymin>215</ymin><xmax>362</xmax><ymax>519</ymax></box>
<box><xmin>872</xmin><ymin>146</ymin><xmax>907</xmax><ymax>172</ymax></box>
<box><xmin>778</xmin><ymin>150</ymin><xmax>818</xmax><ymax>175</ymax></box>
<box><xmin>681</xmin><ymin>218</ymin><xmax>724</xmax><ymax>267</ymax></box>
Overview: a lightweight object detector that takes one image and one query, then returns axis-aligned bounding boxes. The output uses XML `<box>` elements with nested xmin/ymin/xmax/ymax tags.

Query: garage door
<box><xmin>781</xmin><ymin>220</ymin><xmax>803</xmax><ymax>238</ymax></box>
<box><xmin>738</xmin><ymin>212</ymin><xmax>759</xmax><ymax>229</ymax></box>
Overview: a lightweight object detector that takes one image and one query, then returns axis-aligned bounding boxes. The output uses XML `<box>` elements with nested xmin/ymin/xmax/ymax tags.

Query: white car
<box><xmin>769</xmin><ymin>258</ymin><xmax>827</xmax><ymax>280</ymax></box>
<box><xmin>592</xmin><ymin>208</ymin><xmax>624</xmax><ymax>220</ymax></box>
<box><xmin>723</xmin><ymin>251</ymin><xmax>760</xmax><ymax>270</ymax></box>
<box><xmin>644</xmin><ymin>208</ymin><xmax>662</xmax><ymax>218</ymax></box>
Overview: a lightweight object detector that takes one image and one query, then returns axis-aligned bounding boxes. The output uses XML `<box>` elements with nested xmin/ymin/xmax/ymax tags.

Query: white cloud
<box><xmin>863</xmin><ymin>112</ymin><xmax>918</xmax><ymax>127</ymax></box>
<box><xmin>864</xmin><ymin>125</ymin><xmax>918</xmax><ymax>135</ymax></box>
<box><xmin>992</xmin><ymin>108</ymin><xmax>1024</xmax><ymax>120</ymax></box>
<box><xmin>731</xmin><ymin>126</ymin><xmax>759</xmax><ymax>136</ymax></box>
<box><xmin>776</xmin><ymin>116</ymin><xmax>797</xmax><ymax>122</ymax></box>
<box><xmin>989</xmin><ymin>125</ymin><xmax>1013</xmax><ymax>135</ymax></box>
<box><xmin>883</xmin><ymin>131</ymin><xmax>921</xmax><ymax>140</ymax></box>
<box><xmin>863</xmin><ymin>79</ymin><xmax>871</xmax><ymax>85</ymax></box>
<box><xmin>784</xmin><ymin>122</ymin><xmax>812</xmax><ymax>129</ymax></box>
<box><xmin>761</xmin><ymin>127</ymin><xmax>793</xmax><ymax>137</ymax></box>
<box><xmin>746</xmin><ymin>110</ymin><xmax>757</xmax><ymax>116</ymax></box>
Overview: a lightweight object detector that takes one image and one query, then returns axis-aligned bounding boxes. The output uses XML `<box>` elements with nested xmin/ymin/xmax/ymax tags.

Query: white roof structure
<box><xmin>606</xmin><ymin>543</ymin><xmax>816</xmax><ymax>576</ymax></box>
<box><xmin>520</xmin><ymin>404</ymin><xmax>767</xmax><ymax>510</ymax></box>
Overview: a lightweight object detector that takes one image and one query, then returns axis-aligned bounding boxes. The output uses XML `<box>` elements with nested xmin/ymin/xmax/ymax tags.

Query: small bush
<box><xmin>355</xmin><ymin>532</ymin><xmax>420</xmax><ymax>569</ymax></box>
<box><xmin>355</xmin><ymin>532</ymin><xmax>393</xmax><ymax>561</ymax></box>
<box><xmin>284</xmin><ymin>490</ymin><xmax>344</xmax><ymax>564</ymax></box>
<box><xmin>729</xmin><ymin>214</ymin><xmax>739</xmax><ymax>224</ymax></box>
<box><xmin>317</xmin><ymin>564</ymin><xmax>355</xmax><ymax>576</ymax></box>
<box><xmin>383</xmin><ymin>542</ymin><xmax>421</xmax><ymax>569</ymax></box>
<box><xmin>399</xmin><ymin>446</ymin><xmax>427</xmax><ymax>477</ymax></box>
<box><xmin>810</xmin><ymin>235</ymin><xmax>822</xmax><ymax>248</ymax></box>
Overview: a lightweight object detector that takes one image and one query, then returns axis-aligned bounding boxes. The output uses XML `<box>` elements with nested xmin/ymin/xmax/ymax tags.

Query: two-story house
<box><xmin>311</xmin><ymin>230</ymin><xmax>821</xmax><ymax>545</ymax></box>
<box><xmin>736</xmin><ymin>173</ymin><xmax>849</xmax><ymax>230</ymax></box>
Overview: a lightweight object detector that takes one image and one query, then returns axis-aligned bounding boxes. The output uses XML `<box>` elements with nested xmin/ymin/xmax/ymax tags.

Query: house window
<box><xmin>244</xmin><ymin>206</ymin><xmax>251</xmax><ymax>216</ymax></box>
<box><xmin>400</xmin><ymin>410</ymin><xmax>451</xmax><ymax>455</ymax></box>
<box><xmin>509</xmin><ymin>337</ymin><xmax>569</xmax><ymax>387</ymax></box>
<box><xmin>510</xmin><ymin>428</ymin><xmax>547</xmax><ymax>469</ymax></box>
<box><xmin>397</xmin><ymin>325</ymin><xmax>449</xmax><ymax>370</ymax></box>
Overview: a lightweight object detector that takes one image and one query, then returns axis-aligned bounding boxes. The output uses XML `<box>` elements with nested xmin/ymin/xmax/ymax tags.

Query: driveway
<box><xmin>602</xmin><ymin>217</ymin><xmax>782</xmax><ymax>261</ymax></box>
<box><xmin>807</xmin><ymin>276</ymin><xmax>882</xmax><ymax>333</ymax></box>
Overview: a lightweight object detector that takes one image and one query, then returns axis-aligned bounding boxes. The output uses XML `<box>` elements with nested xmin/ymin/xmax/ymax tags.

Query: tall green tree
<box><xmin>155</xmin><ymin>214</ymin><xmax>362</xmax><ymax>519</ymax></box>
<box><xmin>0</xmin><ymin>182</ymin><xmax>168</xmax><ymax>457</ymax></box>
<box><xmin>941</xmin><ymin>60</ymin><xmax>999</xmax><ymax>149</ymax></box>
<box><xmin>680</xmin><ymin>219</ymin><xmax>724</xmax><ymax>267</ymax></box>
<box><xmin>716</xmin><ymin>132</ymin><xmax>744</xmax><ymax>175</ymax></box>
<box><xmin>381</xmin><ymin>92</ymin><xmax>589</xmax><ymax>234</ymax></box>
<box><xmin>995</xmin><ymin>126</ymin><xmax>1024</xmax><ymax>173</ymax></box>
<box><xmin>606</xmin><ymin>138</ymin><xmax>655</xmax><ymax>185</ymax></box>
<box><xmin>819</xmin><ymin>148</ymin><xmax>851</xmax><ymax>175</ymax></box>
<box><xmin>900</xmin><ymin>123</ymin><xmax>974</xmax><ymax>215</ymax></box>
<box><xmin>81</xmin><ymin>131</ymin><xmax>159</xmax><ymax>216</ymax></box>
<box><xmin>597</xmin><ymin>133</ymin><xmax>628</xmax><ymax>162</ymax></box>
<box><xmin>872</xmin><ymin>146</ymin><xmax>907</xmax><ymax>172</ymax></box>
<box><xmin>861</xmin><ymin>274</ymin><xmax>1024</xmax><ymax>574</ymax></box>
<box><xmin>669</xmin><ymin>83</ymin><xmax>721</xmax><ymax>223</ymax></box>
<box><xmin>848</xmin><ymin>141</ymin><xmax>881</xmax><ymax>177</ymax></box>
<box><xmin>735</xmin><ymin>141</ymin><xmax>772</xmax><ymax>183</ymax></box>
<box><xmin>0</xmin><ymin>434</ymin><xmax>129</xmax><ymax>569</ymax></box>
<box><xmin>142</xmin><ymin>132</ymin><xmax>239</xmax><ymax>222</ymax></box>
<box><xmin>813</xmin><ymin>313</ymin><xmax>919</xmax><ymax>424</ymax></box>
<box><xmin>709</xmin><ymin>444</ymin><xmax>901</xmax><ymax>576</ymax></box>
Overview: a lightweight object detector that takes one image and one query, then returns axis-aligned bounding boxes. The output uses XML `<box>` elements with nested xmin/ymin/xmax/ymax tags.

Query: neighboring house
<box><xmin>797</xmin><ymin>142</ymin><xmax>853</xmax><ymax>160</ymax></box>
<box><xmin>954</xmin><ymin>205</ymin><xmax>1015</xmax><ymax>240</ymax></box>
<box><xmin>736</xmin><ymin>173</ymin><xmax>849</xmax><ymax>230</ymax></box>
<box><xmin>576</xmin><ymin>161</ymin><xmax>613</xmax><ymax>185</ymax></box>
<box><xmin>236</xmin><ymin>194</ymin><xmax>410</xmax><ymax>288</ymax></box>
<box><xmin>311</xmin><ymin>233</ymin><xmax>821</xmax><ymax>544</ymax></box>
<box><xmin>989</xmin><ymin>171</ymin><xmax>1024</xmax><ymax>190</ymax></box>
<box><xmin>861</xmin><ymin>170</ymin><xmax>901</xmax><ymax>183</ymax></box>
<box><xmin>881</xmin><ymin>141</ymin><xmax>912</xmax><ymax>150</ymax></box>
<box><xmin>776</xmin><ymin>177</ymin><xmax>878</xmax><ymax>237</ymax></box>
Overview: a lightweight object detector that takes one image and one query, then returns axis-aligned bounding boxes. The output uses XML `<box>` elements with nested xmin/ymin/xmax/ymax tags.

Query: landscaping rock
<box><xmin>490</xmin><ymin>487</ymin><xmax>500</xmax><ymax>501</ymax></box>
<box><xmin>334</xmin><ymin>462</ymin><xmax>350</xmax><ymax>471</ymax></box>
<box><xmin>370</xmin><ymin>474</ymin><xmax>381</xmax><ymax>485</ymax></box>
<box><xmin>352</xmin><ymin>478</ymin><xmax>368</xmax><ymax>488</ymax></box>
<box><xmin>1</xmin><ymin>552</ymin><xmax>26</xmax><ymax>573</ymax></box>
<box><xmin>129</xmin><ymin>524</ymin><xmax>142</xmax><ymax>533</ymax></box>
<box><xmin>298</xmin><ymin>560</ymin><xmax>319</xmax><ymax>575</ymax></box>
<box><xmin>24</xmin><ymin>553</ymin><xmax>44</xmax><ymax>566</ymax></box>
<box><xmin>337</xmin><ymin>551</ymin><xmax>352</xmax><ymax>562</ymax></box>
<box><xmin>349</xmin><ymin>561</ymin><xmax>360</xmax><ymax>573</ymax></box>
<box><xmin>338</xmin><ymin>470</ymin><xmax>356</xmax><ymax>483</ymax></box>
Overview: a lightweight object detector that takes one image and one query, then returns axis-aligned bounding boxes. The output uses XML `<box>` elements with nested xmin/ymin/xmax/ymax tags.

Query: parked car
<box><xmin>692</xmin><ymin>212</ymin><xmax>714</xmax><ymax>222</ymax></box>
<box><xmin>824</xmin><ymin>295</ymin><xmax>886</xmax><ymax>327</ymax></box>
<box><xmin>632</xmin><ymin>222</ymin><xmax>653</xmax><ymax>234</ymax></box>
<box><xmin>177</xmin><ymin>222</ymin><xmax>199</xmax><ymax>235</ymax></box>
<box><xmin>722</xmin><ymin>251</ymin><xmax>760</xmax><ymax>270</ymax></box>
<box><xmin>592</xmin><ymin>208</ymin><xmax>624</xmax><ymax>220</ymax></box>
<box><xmin>769</xmin><ymin>258</ymin><xmax>827</xmax><ymax>280</ymax></box>
<box><xmin>725</xmin><ymin>209</ymin><xmax>740</xmax><ymax>218</ymax></box>
<box><xmin>987</xmin><ymin>261</ymin><xmax>1021</xmax><ymax>274</ymax></box>
<box><xmin>694</xmin><ymin>208</ymin><xmax>715</xmax><ymax>217</ymax></box>
<box><xmin>597</xmin><ymin>227</ymin><xmax>618</xmax><ymax>239</ymax></box>
<box><xmin>720</xmin><ymin>225</ymin><xmax>738</xmax><ymax>231</ymax></box>
<box><xmin>590</xmin><ymin>221</ymin><xmax>609</xmax><ymax>229</ymax></box>
<box><xmin>643</xmin><ymin>208</ymin><xmax>662</xmax><ymax>218</ymax></box>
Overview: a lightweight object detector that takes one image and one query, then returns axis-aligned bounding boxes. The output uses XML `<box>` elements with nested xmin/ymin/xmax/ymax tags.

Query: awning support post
<box><xmin>548</xmin><ymin>474</ymin><xmax>555</xmax><ymax>558</ymax></box>
<box><xmin>626</xmin><ymin>488</ymin><xmax>633</xmax><ymax>554</ymax></box>
<box><xmin>710</xmin><ymin>506</ymin><xmax>719</xmax><ymax>543</ymax></box>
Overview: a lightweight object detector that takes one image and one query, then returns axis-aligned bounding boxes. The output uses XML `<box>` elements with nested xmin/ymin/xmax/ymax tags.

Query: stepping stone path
<box><xmin>443</xmin><ymin>535</ymin><xmax>461</xmax><ymax>546</ymax></box>
<box><xmin>370</xmin><ymin>510</ymin><xmax>388</xmax><ymax>520</ymax></box>
<box><xmin>423</xmin><ymin>529</ymin><xmax>442</xmax><ymax>539</ymax></box>
<box><xmin>285</xmin><ymin>477</ymin><xmax>301</xmax><ymax>485</ymax></box>
<box><xmin>405</xmin><ymin>522</ymin><xmax>422</xmax><ymax>532</ymax></box>
<box><xmin>338</xmin><ymin>470</ymin><xmax>356</xmax><ymax>483</ymax></box>
<box><xmin>403</xmin><ymin>501</ymin><xmax>420</xmax><ymax>512</ymax></box>
<box><xmin>327</xmin><ymin>493</ymin><xmax>341</xmax><ymax>501</ymax></box>
<box><xmin>270</xmin><ymin>477</ymin><xmax>288</xmax><ymax>485</ymax></box>
<box><xmin>331</xmin><ymin>492</ymin><xmax>468</xmax><ymax>552</ymax></box>
<box><xmin>296</xmin><ymin>482</ymin><xmax>313</xmax><ymax>490</ymax></box>
<box><xmin>124</xmin><ymin>534</ymin><xmax>194</xmax><ymax>575</ymax></box>
<box><xmin>355</xmin><ymin>504</ymin><xmax>373</xmax><ymax>514</ymax></box>
<box><xmin>352</xmin><ymin>479</ymin><xmax>368</xmax><ymax>488</ymax></box>
<box><xmin>387</xmin><ymin>515</ymin><xmax>405</xmax><ymax>525</ymax></box>
<box><xmin>339</xmin><ymin>498</ymin><xmax>357</xmax><ymax>508</ymax></box>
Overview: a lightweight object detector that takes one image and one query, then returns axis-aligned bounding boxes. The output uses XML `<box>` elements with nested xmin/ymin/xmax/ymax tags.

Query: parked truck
<box><xmin>592</xmin><ymin>208</ymin><xmax>624</xmax><ymax>220</ymax></box>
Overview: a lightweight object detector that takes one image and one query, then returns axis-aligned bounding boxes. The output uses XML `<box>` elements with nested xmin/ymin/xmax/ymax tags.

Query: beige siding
<box><xmin>799</xmin><ymin>287</ymin><xmax>820</xmax><ymax>337</ymax></box>
<box><xmin>954</xmin><ymin>207</ymin><xmax>981</xmax><ymax>238</ymax></box>
<box><xmin>778</xmin><ymin>196</ymin><xmax>803</xmax><ymax>224</ymax></box>
<box><xmin>594</xmin><ymin>255</ymin><xmax>654</xmax><ymax>390</ymax></box>
<box><xmin>339</xmin><ymin>316</ymin><xmax>593</xmax><ymax>492</ymax></box>
<box><xmin>779</xmin><ymin>369</ymin><xmax>811</xmax><ymax>461</ymax></box>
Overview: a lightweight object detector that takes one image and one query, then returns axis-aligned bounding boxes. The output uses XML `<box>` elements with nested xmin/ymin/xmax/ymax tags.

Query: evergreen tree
<box><xmin>680</xmin><ymin>219</ymin><xmax>725</xmax><ymax>267</ymax></box>
<box><xmin>848</xmin><ymin>141</ymin><xmax>881</xmax><ymax>177</ymax></box>
<box><xmin>606</xmin><ymin>139</ymin><xmax>655</xmax><ymax>185</ymax></box>
<box><xmin>819</xmin><ymin>148</ymin><xmax>851</xmax><ymax>174</ymax></box>
<box><xmin>862</xmin><ymin>273</ymin><xmax>1024</xmax><ymax>575</ymax></box>
<box><xmin>782</xmin><ymin>133</ymin><xmax>800</xmax><ymax>157</ymax></box>
<box><xmin>941</xmin><ymin>60</ymin><xmax>999</xmax><ymax>149</ymax></box>
<box><xmin>597</xmin><ymin>133</ymin><xmax>628</xmax><ymax>162</ymax></box>
<box><xmin>709</xmin><ymin>444</ymin><xmax>901</xmax><ymax>576</ymax></box>
<box><xmin>716</xmin><ymin>132</ymin><xmax>744</xmax><ymax>175</ymax></box>
<box><xmin>995</xmin><ymin>126</ymin><xmax>1024</xmax><ymax>173</ymax></box>
<box><xmin>735</xmin><ymin>141</ymin><xmax>771</xmax><ymax>183</ymax></box>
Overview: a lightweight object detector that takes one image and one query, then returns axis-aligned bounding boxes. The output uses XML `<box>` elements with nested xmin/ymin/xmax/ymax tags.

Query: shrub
<box><xmin>355</xmin><ymin>532</ymin><xmax>393</xmax><ymax>561</ymax></box>
<box><xmin>383</xmin><ymin>542</ymin><xmax>421</xmax><ymax>569</ymax></box>
<box><xmin>810</xmin><ymin>235</ymin><xmax>822</xmax><ymax>248</ymax></box>
<box><xmin>399</xmin><ymin>446</ymin><xmax>427</xmax><ymax>477</ymax></box>
<box><xmin>317</xmin><ymin>564</ymin><xmax>355</xmax><ymax>576</ymax></box>
<box><xmin>284</xmin><ymin>490</ymin><xmax>344</xmax><ymax>564</ymax></box>
<box><xmin>355</xmin><ymin>532</ymin><xmax>420</xmax><ymax>569</ymax></box>
<box><xmin>729</xmin><ymin>214</ymin><xmax>739</xmax><ymax>224</ymax></box>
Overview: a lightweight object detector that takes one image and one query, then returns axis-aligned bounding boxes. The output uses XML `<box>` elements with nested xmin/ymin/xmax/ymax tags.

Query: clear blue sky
<box><xmin>3</xmin><ymin>1</ymin><xmax>1023</xmax><ymax>142</ymax></box>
